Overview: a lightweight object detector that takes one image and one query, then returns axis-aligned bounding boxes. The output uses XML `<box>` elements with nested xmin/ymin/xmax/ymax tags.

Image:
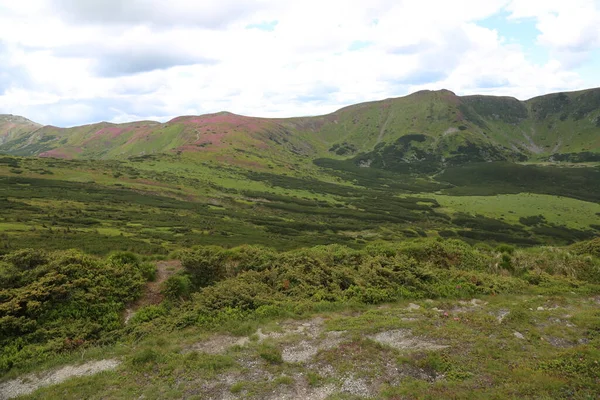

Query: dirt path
<box><xmin>0</xmin><ymin>359</ymin><xmax>120</xmax><ymax>400</ymax></box>
<box><xmin>125</xmin><ymin>260</ymin><xmax>182</xmax><ymax>323</ymax></box>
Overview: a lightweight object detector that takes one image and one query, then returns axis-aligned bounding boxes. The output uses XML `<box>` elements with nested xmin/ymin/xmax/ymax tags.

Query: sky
<box><xmin>0</xmin><ymin>0</ymin><xmax>599</xmax><ymax>127</ymax></box>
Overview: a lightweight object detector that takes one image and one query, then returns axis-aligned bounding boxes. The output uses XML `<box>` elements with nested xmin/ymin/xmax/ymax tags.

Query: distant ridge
<box><xmin>1</xmin><ymin>87</ymin><xmax>599</xmax><ymax>165</ymax></box>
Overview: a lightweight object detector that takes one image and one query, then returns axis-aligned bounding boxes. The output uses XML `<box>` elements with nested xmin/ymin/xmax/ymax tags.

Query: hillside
<box><xmin>0</xmin><ymin>115</ymin><xmax>42</xmax><ymax>147</ymax></box>
<box><xmin>0</xmin><ymin>113</ymin><xmax>314</xmax><ymax>165</ymax></box>
<box><xmin>0</xmin><ymin>88</ymin><xmax>599</xmax><ymax>399</ymax></box>
<box><xmin>1</xmin><ymin>88</ymin><xmax>599</xmax><ymax>169</ymax></box>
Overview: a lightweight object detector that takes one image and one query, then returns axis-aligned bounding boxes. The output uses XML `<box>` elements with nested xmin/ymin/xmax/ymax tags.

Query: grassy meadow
<box><xmin>430</xmin><ymin>193</ymin><xmax>600</xmax><ymax>230</ymax></box>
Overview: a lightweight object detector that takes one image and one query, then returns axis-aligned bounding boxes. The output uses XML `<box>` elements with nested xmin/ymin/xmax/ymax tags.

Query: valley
<box><xmin>0</xmin><ymin>88</ymin><xmax>599</xmax><ymax>399</ymax></box>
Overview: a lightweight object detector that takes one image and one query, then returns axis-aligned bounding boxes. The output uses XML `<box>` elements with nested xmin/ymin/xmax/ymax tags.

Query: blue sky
<box><xmin>0</xmin><ymin>0</ymin><xmax>599</xmax><ymax>127</ymax></box>
<box><xmin>479</xmin><ymin>11</ymin><xmax>548</xmax><ymax>65</ymax></box>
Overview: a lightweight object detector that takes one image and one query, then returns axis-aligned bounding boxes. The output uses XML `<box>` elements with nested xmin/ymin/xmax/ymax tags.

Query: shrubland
<box><xmin>2</xmin><ymin>238</ymin><xmax>599</xmax><ymax>379</ymax></box>
<box><xmin>0</xmin><ymin>250</ymin><xmax>154</xmax><ymax>373</ymax></box>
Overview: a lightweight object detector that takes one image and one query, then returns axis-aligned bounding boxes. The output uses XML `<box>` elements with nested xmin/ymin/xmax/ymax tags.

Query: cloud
<box><xmin>506</xmin><ymin>0</ymin><xmax>600</xmax><ymax>67</ymax></box>
<box><xmin>474</xmin><ymin>76</ymin><xmax>511</xmax><ymax>88</ymax></box>
<box><xmin>348</xmin><ymin>41</ymin><xmax>373</xmax><ymax>51</ymax></box>
<box><xmin>56</xmin><ymin>44</ymin><xmax>217</xmax><ymax>77</ymax></box>
<box><xmin>293</xmin><ymin>84</ymin><xmax>339</xmax><ymax>103</ymax></box>
<box><xmin>48</xmin><ymin>0</ymin><xmax>262</xmax><ymax>29</ymax></box>
<box><xmin>389</xmin><ymin>42</ymin><xmax>434</xmax><ymax>55</ymax></box>
<box><xmin>0</xmin><ymin>41</ymin><xmax>31</xmax><ymax>94</ymax></box>
<box><xmin>0</xmin><ymin>0</ymin><xmax>599</xmax><ymax>127</ymax></box>
<box><xmin>394</xmin><ymin>70</ymin><xmax>449</xmax><ymax>86</ymax></box>
<box><xmin>3</xmin><ymin>96</ymin><xmax>173</xmax><ymax>127</ymax></box>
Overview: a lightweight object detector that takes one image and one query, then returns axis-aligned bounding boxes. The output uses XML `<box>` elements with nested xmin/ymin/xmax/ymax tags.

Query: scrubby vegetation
<box><xmin>0</xmin><ymin>249</ymin><xmax>154</xmax><ymax>372</ymax></box>
<box><xmin>3</xmin><ymin>238</ymin><xmax>599</xmax><ymax>383</ymax></box>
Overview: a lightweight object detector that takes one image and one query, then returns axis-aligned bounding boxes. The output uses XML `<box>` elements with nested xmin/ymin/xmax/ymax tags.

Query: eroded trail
<box><xmin>125</xmin><ymin>260</ymin><xmax>182</xmax><ymax>323</ymax></box>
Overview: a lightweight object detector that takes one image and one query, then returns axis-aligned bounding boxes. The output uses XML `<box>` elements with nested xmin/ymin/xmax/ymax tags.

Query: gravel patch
<box><xmin>263</xmin><ymin>377</ymin><xmax>336</xmax><ymax>400</ymax></box>
<box><xmin>369</xmin><ymin>329</ymin><xmax>448</xmax><ymax>351</ymax></box>
<box><xmin>257</xmin><ymin>317</ymin><xmax>326</xmax><ymax>341</ymax></box>
<box><xmin>340</xmin><ymin>376</ymin><xmax>371</xmax><ymax>397</ymax></box>
<box><xmin>495</xmin><ymin>309</ymin><xmax>510</xmax><ymax>323</ymax></box>
<box><xmin>282</xmin><ymin>331</ymin><xmax>345</xmax><ymax>363</ymax></box>
<box><xmin>0</xmin><ymin>359</ymin><xmax>120</xmax><ymax>400</ymax></box>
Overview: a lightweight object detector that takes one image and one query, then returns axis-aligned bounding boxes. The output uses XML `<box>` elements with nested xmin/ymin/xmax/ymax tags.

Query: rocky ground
<box><xmin>3</xmin><ymin>293</ymin><xmax>599</xmax><ymax>399</ymax></box>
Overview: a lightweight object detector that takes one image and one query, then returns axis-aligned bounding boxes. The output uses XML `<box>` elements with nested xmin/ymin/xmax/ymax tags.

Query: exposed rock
<box><xmin>513</xmin><ymin>331</ymin><xmax>525</xmax><ymax>340</ymax></box>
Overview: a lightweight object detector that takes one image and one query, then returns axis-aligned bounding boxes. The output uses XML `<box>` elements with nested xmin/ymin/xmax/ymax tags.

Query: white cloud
<box><xmin>507</xmin><ymin>0</ymin><xmax>600</xmax><ymax>67</ymax></box>
<box><xmin>0</xmin><ymin>0</ymin><xmax>598</xmax><ymax>126</ymax></box>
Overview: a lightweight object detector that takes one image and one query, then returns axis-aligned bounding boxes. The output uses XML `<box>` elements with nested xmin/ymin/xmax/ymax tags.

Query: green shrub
<box><xmin>495</xmin><ymin>244</ymin><xmax>515</xmax><ymax>254</ymax></box>
<box><xmin>258</xmin><ymin>343</ymin><xmax>283</xmax><ymax>364</ymax></box>
<box><xmin>139</xmin><ymin>262</ymin><xmax>157</xmax><ymax>282</ymax></box>
<box><xmin>179</xmin><ymin>247</ymin><xmax>227</xmax><ymax>288</ymax></box>
<box><xmin>570</xmin><ymin>237</ymin><xmax>600</xmax><ymax>258</ymax></box>
<box><xmin>161</xmin><ymin>274</ymin><xmax>192</xmax><ymax>300</ymax></box>
<box><xmin>2</xmin><ymin>248</ymin><xmax>48</xmax><ymax>270</ymax></box>
<box><xmin>130</xmin><ymin>304</ymin><xmax>168</xmax><ymax>324</ymax></box>
<box><xmin>107</xmin><ymin>251</ymin><xmax>140</xmax><ymax>267</ymax></box>
<box><xmin>538</xmin><ymin>349</ymin><xmax>600</xmax><ymax>379</ymax></box>
<box><xmin>0</xmin><ymin>249</ymin><xmax>146</xmax><ymax>373</ymax></box>
<box><xmin>511</xmin><ymin>247</ymin><xmax>600</xmax><ymax>283</ymax></box>
<box><xmin>3</xmin><ymin>238</ymin><xmax>599</xmax><ymax>375</ymax></box>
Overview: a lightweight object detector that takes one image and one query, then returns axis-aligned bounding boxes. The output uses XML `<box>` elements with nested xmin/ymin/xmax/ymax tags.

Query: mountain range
<box><xmin>2</xmin><ymin>88</ymin><xmax>600</xmax><ymax>168</ymax></box>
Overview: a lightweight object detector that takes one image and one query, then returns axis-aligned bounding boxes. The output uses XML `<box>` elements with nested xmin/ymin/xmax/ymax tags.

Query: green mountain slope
<box><xmin>1</xmin><ymin>88</ymin><xmax>599</xmax><ymax>169</ymax></box>
<box><xmin>0</xmin><ymin>113</ymin><xmax>314</xmax><ymax>165</ymax></box>
<box><xmin>0</xmin><ymin>115</ymin><xmax>43</xmax><ymax>148</ymax></box>
<box><xmin>312</xmin><ymin>88</ymin><xmax>600</xmax><ymax>173</ymax></box>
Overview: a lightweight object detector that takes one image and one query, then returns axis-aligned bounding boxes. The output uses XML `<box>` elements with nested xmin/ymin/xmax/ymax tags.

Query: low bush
<box><xmin>570</xmin><ymin>237</ymin><xmax>600</xmax><ymax>258</ymax></box>
<box><xmin>0</xmin><ymin>248</ymin><xmax>149</xmax><ymax>373</ymax></box>
<box><xmin>158</xmin><ymin>239</ymin><xmax>598</xmax><ymax>333</ymax></box>
<box><xmin>161</xmin><ymin>274</ymin><xmax>192</xmax><ymax>300</ymax></box>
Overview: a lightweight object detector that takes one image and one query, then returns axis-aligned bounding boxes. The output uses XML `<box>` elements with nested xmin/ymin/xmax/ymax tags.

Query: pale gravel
<box><xmin>340</xmin><ymin>376</ymin><xmax>371</xmax><ymax>397</ymax></box>
<box><xmin>281</xmin><ymin>331</ymin><xmax>345</xmax><ymax>363</ymax></box>
<box><xmin>369</xmin><ymin>329</ymin><xmax>448</xmax><ymax>351</ymax></box>
<box><xmin>0</xmin><ymin>359</ymin><xmax>120</xmax><ymax>400</ymax></box>
<box><xmin>495</xmin><ymin>309</ymin><xmax>510</xmax><ymax>323</ymax></box>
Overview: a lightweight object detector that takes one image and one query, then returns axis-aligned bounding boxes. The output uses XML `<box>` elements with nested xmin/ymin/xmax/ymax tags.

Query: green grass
<box><xmin>430</xmin><ymin>193</ymin><xmax>600</xmax><ymax>230</ymax></box>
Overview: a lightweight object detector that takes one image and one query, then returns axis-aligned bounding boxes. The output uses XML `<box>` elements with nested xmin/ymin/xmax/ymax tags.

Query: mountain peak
<box><xmin>409</xmin><ymin>89</ymin><xmax>457</xmax><ymax>97</ymax></box>
<box><xmin>0</xmin><ymin>114</ymin><xmax>41</xmax><ymax>126</ymax></box>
